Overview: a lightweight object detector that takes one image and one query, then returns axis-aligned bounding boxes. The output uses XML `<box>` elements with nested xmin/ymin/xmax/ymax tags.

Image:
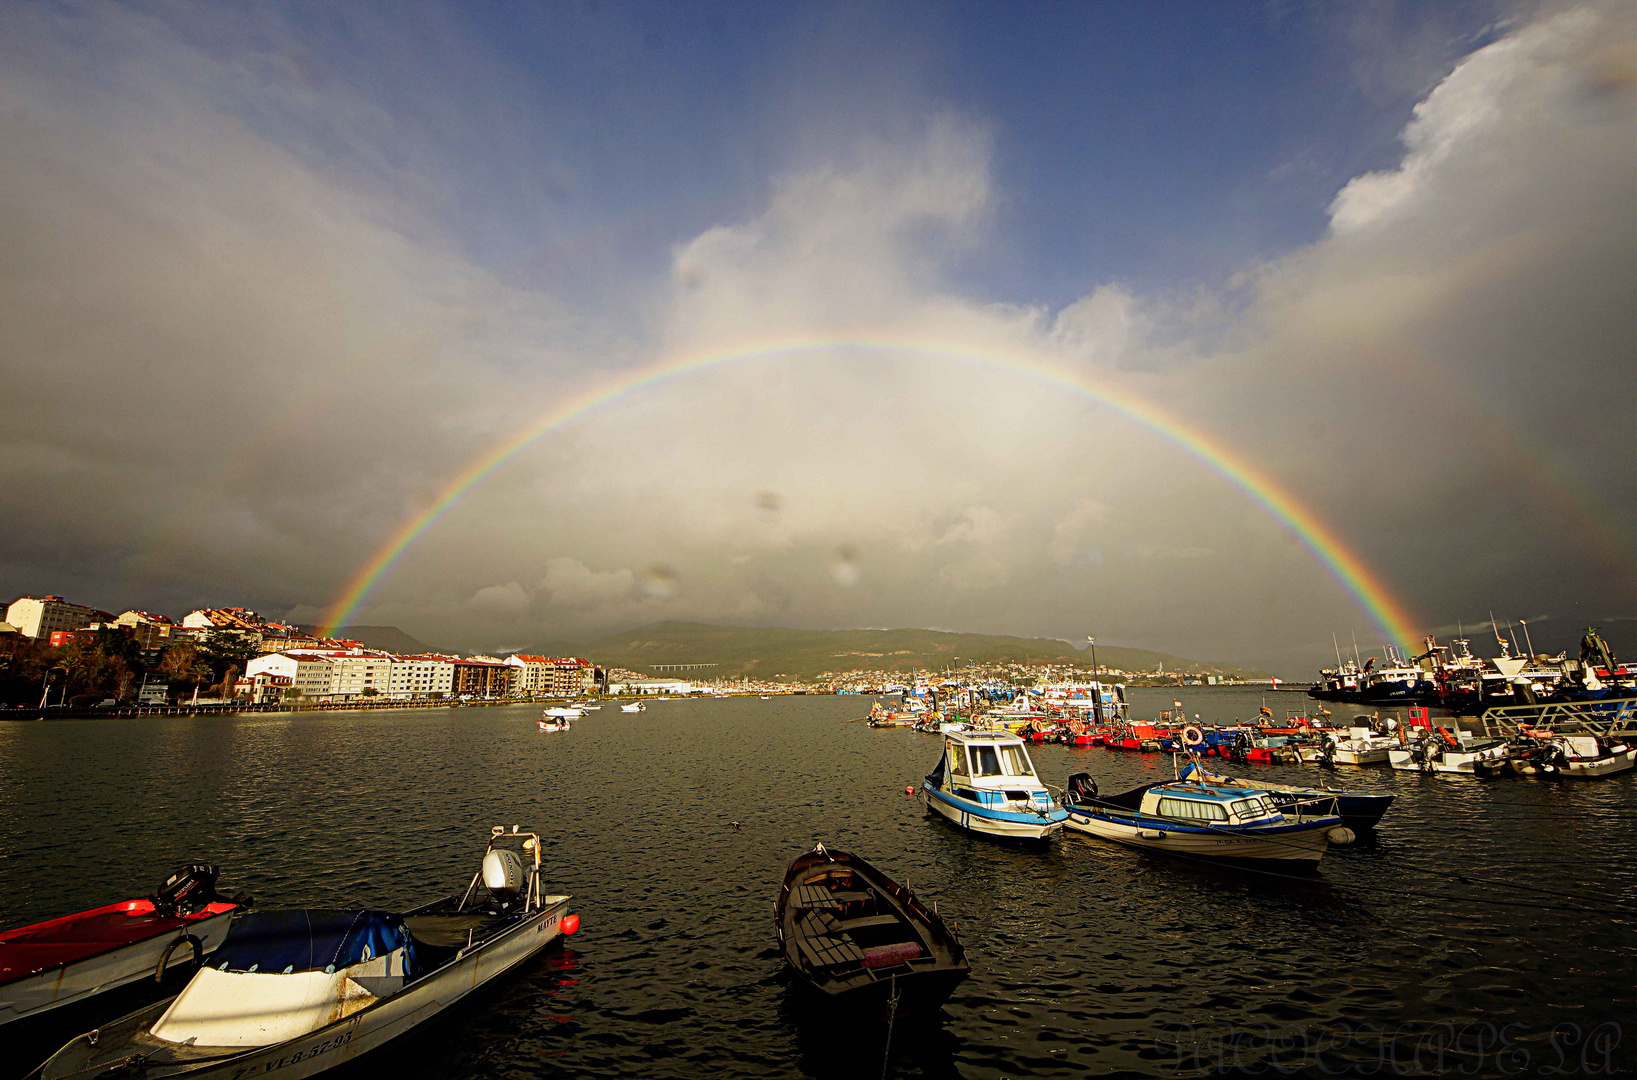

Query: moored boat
<box><xmin>1</xmin><ymin>866</ymin><xmax>249</xmax><ymax>1028</ymax></box>
<box><xmin>1178</xmin><ymin>762</ymin><xmax>1393</xmax><ymax>830</ymax></box>
<box><xmin>1388</xmin><ymin>729</ymin><xmax>1510</xmax><ymax>775</ymax></box>
<box><xmin>620</xmin><ymin>702</ymin><xmax>645</xmax><ymax>713</ymax></box>
<box><xmin>41</xmin><ymin>826</ymin><xmax>578</xmax><ymax>1080</ymax></box>
<box><xmin>921</xmin><ymin>730</ymin><xmax>1066</xmax><ymax>840</ymax></box>
<box><xmin>1060</xmin><ymin>773</ymin><xmax>1346</xmax><ymax>863</ymax></box>
<box><xmin>775</xmin><ymin>844</ymin><xmax>968</xmax><ymax>1017</ymax></box>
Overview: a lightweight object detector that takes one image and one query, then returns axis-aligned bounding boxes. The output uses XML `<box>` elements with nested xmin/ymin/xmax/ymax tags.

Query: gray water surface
<box><xmin>2</xmin><ymin>690</ymin><xmax>1632</xmax><ymax>1077</ymax></box>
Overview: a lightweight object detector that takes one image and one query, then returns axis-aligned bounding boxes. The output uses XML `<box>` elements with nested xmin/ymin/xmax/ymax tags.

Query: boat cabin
<box><xmin>1075</xmin><ymin>777</ymin><xmax>1288</xmax><ymax>827</ymax></box>
<box><xmin>931</xmin><ymin>730</ymin><xmax>1053</xmax><ymax>811</ymax></box>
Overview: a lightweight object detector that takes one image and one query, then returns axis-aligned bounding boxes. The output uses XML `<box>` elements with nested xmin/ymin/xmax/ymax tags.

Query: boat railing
<box><xmin>1477</xmin><ymin>695</ymin><xmax>1637</xmax><ymax>739</ymax></box>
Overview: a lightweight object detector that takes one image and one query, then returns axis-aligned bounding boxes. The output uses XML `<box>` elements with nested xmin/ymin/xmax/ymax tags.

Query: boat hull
<box><xmin>1387</xmin><ymin>745</ymin><xmax>1509</xmax><ymax>774</ymax></box>
<box><xmin>1063</xmin><ymin>809</ymin><xmax>1334</xmax><ymax>863</ymax></box>
<box><xmin>1564</xmin><ymin>748</ymin><xmax>1637</xmax><ymax>778</ymax></box>
<box><xmin>921</xmin><ymin>784</ymin><xmax>1063</xmax><ymax>840</ymax></box>
<box><xmin>0</xmin><ymin>906</ymin><xmax>237</xmax><ymax>1028</ymax></box>
<box><xmin>42</xmin><ymin>900</ymin><xmax>571</xmax><ymax>1079</ymax></box>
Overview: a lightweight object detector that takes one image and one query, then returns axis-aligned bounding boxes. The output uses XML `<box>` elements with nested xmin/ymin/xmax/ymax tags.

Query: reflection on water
<box><xmin>1</xmin><ymin>689</ymin><xmax>1633</xmax><ymax>1077</ymax></box>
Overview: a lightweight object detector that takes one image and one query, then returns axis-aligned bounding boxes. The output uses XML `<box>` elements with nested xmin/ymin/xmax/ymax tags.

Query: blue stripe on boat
<box><xmin>923</xmin><ymin>783</ymin><xmax>1067</xmax><ymax>824</ymax></box>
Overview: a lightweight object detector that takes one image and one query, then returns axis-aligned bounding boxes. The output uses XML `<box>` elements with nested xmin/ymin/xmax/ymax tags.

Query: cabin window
<box><xmin>1230</xmin><ymin>798</ymin><xmax>1274</xmax><ymax>818</ymax></box>
<box><xmin>969</xmin><ymin>745</ymin><xmax>1004</xmax><ymax>776</ymax></box>
<box><xmin>1156</xmin><ymin>797</ymin><xmax>1227</xmax><ymax>821</ymax></box>
<box><xmin>997</xmin><ymin>743</ymin><xmax>1033</xmax><ymax>777</ymax></box>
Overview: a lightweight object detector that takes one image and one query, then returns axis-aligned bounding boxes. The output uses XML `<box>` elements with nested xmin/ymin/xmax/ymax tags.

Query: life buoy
<box><xmin>1182</xmin><ymin>725</ymin><xmax>1205</xmax><ymax>748</ymax></box>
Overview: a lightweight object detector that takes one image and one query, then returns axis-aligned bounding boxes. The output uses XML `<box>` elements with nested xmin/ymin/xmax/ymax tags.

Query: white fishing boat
<box><xmin>41</xmin><ymin>826</ymin><xmax>577</xmax><ymax>1080</ymax></box>
<box><xmin>1536</xmin><ymin>735</ymin><xmax>1637</xmax><ymax>778</ymax></box>
<box><xmin>1326</xmin><ymin>725</ymin><xmax>1398</xmax><ymax>766</ymax></box>
<box><xmin>620</xmin><ymin>702</ymin><xmax>645</xmax><ymax>713</ymax></box>
<box><xmin>1388</xmin><ymin>729</ymin><xmax>1510</xmax><ymax>774</ymax></box>
<box><xmin>0</xmin><ymin>867</ymin><xmax>247</xmax><ymax>1028</ymax></box>
<box><xmin>920</xmin><ymin>730</ymin><xmax>1066</xmax><ymax>840</ymax></box>
<box><xmin>1060</xmin><ymin>773</ymin><xmax>1346</xmax><ymax>863</ymax></box>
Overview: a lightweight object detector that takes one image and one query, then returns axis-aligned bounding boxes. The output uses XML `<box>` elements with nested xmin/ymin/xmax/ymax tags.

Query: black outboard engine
<box><xmin>151</xmin><ymin>864</ymin><xmax>220</xmax><ymax>916</ymax></box>
<box><xmin>1065</xmin><ymin>772</ymin><xmax>1098</xmax><ymax>805</ymax></box>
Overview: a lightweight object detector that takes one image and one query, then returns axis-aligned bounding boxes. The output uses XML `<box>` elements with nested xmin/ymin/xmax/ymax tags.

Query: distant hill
<box><xmin>522</xmin><ymin>621</ymin><xmax>1270</xmax><ymax>681</ymax></box>
<box><xmin>297</xmin><ymin>624</ymin><xmax>443</xmax><ymax>655</ymax></box>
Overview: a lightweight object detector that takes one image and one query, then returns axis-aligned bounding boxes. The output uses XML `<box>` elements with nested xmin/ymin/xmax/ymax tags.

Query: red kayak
<box><xmin>0</xmin><ymin>865</ymin><xmax>248</xmax><ymax>1027</ymax></box>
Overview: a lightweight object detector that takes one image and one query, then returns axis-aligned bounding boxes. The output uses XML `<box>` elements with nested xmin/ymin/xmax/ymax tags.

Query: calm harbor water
<box><xmin>2</xmin><ymin>688</ymin><xmax>1633</xmax><ymax>1078</ymax></box>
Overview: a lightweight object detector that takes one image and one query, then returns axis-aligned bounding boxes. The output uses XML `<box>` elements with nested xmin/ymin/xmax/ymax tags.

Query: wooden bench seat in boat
<box><xmin>833</xmin><ymin>913</ymin><xmax>901</xmax><ymax>931</ymax></box>
<box><xmin>793</xmin><ymin>933</ymin><xmax>865</xmax><ymax>971</ymax></box>
<box><xmin>792</xmin><ymin>884</ymin><xmax>841</xmax><ymax>910</ymax></box>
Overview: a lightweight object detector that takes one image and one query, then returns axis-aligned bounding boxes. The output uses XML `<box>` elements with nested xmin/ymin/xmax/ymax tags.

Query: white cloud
<box><xmin>466</xmin><ymin>582</ymin><xmax>529</xmax><ymax>617</ymax></box>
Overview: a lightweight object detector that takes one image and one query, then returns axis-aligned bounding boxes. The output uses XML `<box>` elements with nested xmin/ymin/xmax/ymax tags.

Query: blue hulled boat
<box><xmin>921</xmin><ymin>730</ymin><xmax>1067</xmax><ymax>840</ymax></box>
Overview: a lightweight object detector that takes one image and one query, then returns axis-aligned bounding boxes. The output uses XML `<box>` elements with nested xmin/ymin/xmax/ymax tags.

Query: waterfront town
<box><xmin>0</xmin><ymin>593</ymin><xmax>1256</xmax><ymax>713</ymax></box>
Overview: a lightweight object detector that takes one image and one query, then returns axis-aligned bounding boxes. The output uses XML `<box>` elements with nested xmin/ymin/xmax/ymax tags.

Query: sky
<box><xmin>1</xmin><ymin>1</ymin><xmax>1633</xmax><ymax>675</ymax></box>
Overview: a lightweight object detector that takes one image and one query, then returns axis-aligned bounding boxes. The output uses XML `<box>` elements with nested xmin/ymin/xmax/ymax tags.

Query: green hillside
<box><xmin>524</xmin><ymin>621</ymin><xmax>1269</xmax><ymax>681</ymax></box>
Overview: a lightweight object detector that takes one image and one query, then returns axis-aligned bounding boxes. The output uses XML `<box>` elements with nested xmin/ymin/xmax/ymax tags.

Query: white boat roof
<box><xmin>945</xmin><ymin>729</ymin><xmax>1026</xmax><ymax>746</ymax></box>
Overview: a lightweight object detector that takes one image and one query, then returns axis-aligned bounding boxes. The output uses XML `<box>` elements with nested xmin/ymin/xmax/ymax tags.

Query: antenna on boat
<box><xmin>1520</xmin><ymin>618</ymin><xmax>1536</xmax><ymax>657</ymax></box>
<box><xmin>1333</xmin><ymin>633</ymin><xmax>1343</xmax><ymax>669</ymax></box>
<box><xmin>1351</xmin><ymin>631</ymin><xmax>1362</xmax><ymax>667</ymax></box>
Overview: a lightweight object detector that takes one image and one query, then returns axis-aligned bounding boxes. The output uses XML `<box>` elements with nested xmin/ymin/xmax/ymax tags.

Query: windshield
<box><xmin>1231</xmin><ymin>797</ymin><xmax>1274</xmax><ymax>818</ymax></box>
<box><xmin>968</xmin><ymin>742</ymin><xmax>1034</xmax><ymax>777</ymax></box>
<box><xmin>998</xmin><ymin>743</ymin><xmax>1034</xmax><ymax>777</ymax></box>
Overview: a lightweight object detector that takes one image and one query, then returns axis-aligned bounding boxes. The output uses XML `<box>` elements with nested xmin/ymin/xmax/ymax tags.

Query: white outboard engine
<box><xmin>481</xmin><ymin>848</ymin><xmax>526</xmax><ymax>905</ymax></box>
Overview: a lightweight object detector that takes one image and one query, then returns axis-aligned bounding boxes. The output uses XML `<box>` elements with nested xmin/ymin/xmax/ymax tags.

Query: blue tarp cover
<box><xmin>213</xmin><ymin>910</ymin><xmax>416</xmax><ymax>975</ymax></box>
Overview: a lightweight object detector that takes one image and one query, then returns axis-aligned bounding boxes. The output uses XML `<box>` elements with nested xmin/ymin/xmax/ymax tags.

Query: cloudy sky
<box><xmin>2</xmin><ymin>1</ymin><xmax>1632</xmax><ymax>674</ymax></box>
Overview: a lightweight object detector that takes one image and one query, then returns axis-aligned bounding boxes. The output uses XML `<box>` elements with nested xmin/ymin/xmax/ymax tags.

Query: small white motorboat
<box><xmin>920</xmin><ymin>730</ymin><xmax>1066</xmax><ymax>840</ymax></box>
<box><xmin>539</xmin><ymin>707</ymin><xmax>578</xmax><ymax>731</ymax></box>
<box><xmin>1388</xmin><ymin>729</ymin><xmax>1510</xmax><ymax>775</ymax></box>
<box><xmin>42</xmin><ymin>827</ymin><xmax>578</xmax><ymax>1079</ymax></box>
<box><xmin>1061</xmin><ymin>773</ymin><xmax>1346</xmax><ymax>863</ymax></box>
<box><xmin>620</xmin><ymin>702</ymin><xmax>645</xmax><ymax>713</ymax></box>
<box><xmin>1</xmin><ymin>866</ymin><xmax>247</xmax><ymax>1028</ymax></box>
<box><xmin>1326</xmin><ymin>726</ymin><xmax>1398</xmax><ymax>766</ymax></box>
<box><xmin>1529</xmin><ymin>734</ymin><xmax>1637</xmax><ymax>778</ymax></box>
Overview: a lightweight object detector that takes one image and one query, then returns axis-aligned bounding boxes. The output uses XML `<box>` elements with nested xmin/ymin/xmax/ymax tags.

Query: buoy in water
<box><xmin>561</xmin><ymin>913</ymin><xmax>581</xmax><ymax>935</ymax></box>
<box><xmin>1326</xmin><ymin>826</ymin><xmax>1357</xmax><ymax>845</ymax></box>
<box><xmin>904</xmin><ymin>785</ymin><xmax>915</xmax><ymax>795</ymax></box>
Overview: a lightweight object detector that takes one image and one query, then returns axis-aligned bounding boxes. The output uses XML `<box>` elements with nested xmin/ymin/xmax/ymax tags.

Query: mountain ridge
<box><xmin>520</xmin><ymin>621</ymin><xmax>1272</xmax><ymax>681</ymax></box>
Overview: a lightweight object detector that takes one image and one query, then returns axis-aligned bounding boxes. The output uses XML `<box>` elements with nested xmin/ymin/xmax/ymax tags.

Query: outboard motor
<box><xmin>481</xmin><ymin>848</ymin><xmax>527</xmax><ymax>907</ymax></box>
<box><xmin>1065</xmin><ymin>772</ymin><xmax>1098</xmax><ymax>806</ymax></box>
<box><xmin>151</xmin><ymin>864</ymin><xmax>219</xmax><ymax>916</ymax></box>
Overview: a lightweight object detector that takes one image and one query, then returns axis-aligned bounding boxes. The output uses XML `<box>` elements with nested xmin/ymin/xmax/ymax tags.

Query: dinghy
<box><xmin>40</xmin><ymin>827</ymin><xmax>577</xmax><ymax>1079</ymax></box>
<box><xmin>1</xmin><ymin>865</ymin><xmax>248</xmax><ymax>1028</ymax></box>
<box><xmin>776</xmin><ymin>844</ymin><xmax>967</xmax><ymax>1017</ymax></box>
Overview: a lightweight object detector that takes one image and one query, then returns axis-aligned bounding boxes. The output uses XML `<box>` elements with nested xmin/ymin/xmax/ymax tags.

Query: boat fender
<box><xmin>561</xmin><ymin>913</ymin><xmax>581</xmax><ymax>935</ymax></box>
<box><xmin>1326</xmin><ymin>827</ymin><xmax>1356</xmax><ymax>845</ymax></box>
<box><xmin>905</xmin><ymin>786</ymin><xmax>915</xmax><ymax>795</ymax></box>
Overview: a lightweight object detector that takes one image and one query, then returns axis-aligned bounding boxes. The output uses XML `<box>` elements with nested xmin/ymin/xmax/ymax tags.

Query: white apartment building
<box><xmin>388</xmin><ymin>655</ymin><xmax>454</xmax><ymax>699</ymax></box>
<box><xmin>314</xmin><ymin>651</ymin><xmax>395</xmax><ymax>699</ymax></box>
<box><xmin>247</xmin><ymin>652</ymin><xmax>337</xmax><ymax>699</ymax></box>
<box><xmin>504</xmin><ymin>654</ymin><xmax>554</xmax><ymax>696</ymax></box>
<box><xmin>5</xmin><ymin>596</ymin><xmax>96</xmax><ymax>639</ymax></box>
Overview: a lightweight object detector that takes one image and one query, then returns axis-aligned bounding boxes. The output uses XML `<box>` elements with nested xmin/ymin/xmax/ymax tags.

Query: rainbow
<box><xmin>319</xmin><ymin>339</ymin><xmax>1421</xmax><ymax>648</ymax></box>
